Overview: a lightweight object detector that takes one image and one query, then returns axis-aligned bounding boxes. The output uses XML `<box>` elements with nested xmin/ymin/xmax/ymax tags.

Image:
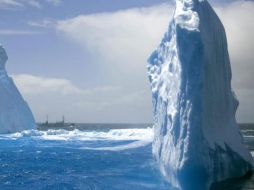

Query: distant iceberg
<box><xmin>147</xmin><ymin>0</ymin><xmax>253</xmax><ymax>190</ymax></box>
<box><xmin>0</xmin><ymin>45</ymin><xmax>36</xmax><ymax>133</ymax></box>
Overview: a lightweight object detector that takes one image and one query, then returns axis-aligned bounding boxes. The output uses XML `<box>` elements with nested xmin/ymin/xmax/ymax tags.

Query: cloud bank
<box><xmin>54</xmin><ymin>1</ymin><xmax>254</xmax><ymax>122</ymax></box>
<box><xmin>56</xmin><ymin>4</ymin><xmax>173</xmax><ymax>84</ymax></box>
<box><xmin>0</xmin><ymin>0</ymin><xmax>62</xmax><ymax>9</ymax></box>
<box><xmin>13</xmin><ymin>74</ymin><xmax>149</xmax><ymax>123</ymax></box>
<box><xmin>0</xmin><ymin>29</ymin><xmax>43</xmax><ymax>35</ymax></box>
<box><xmin>12</xmin><ymin>0</ymin><xmax>254</xmax><ymax>123</ymax></box>
<box><xmin>215</xmin><ymin>1</ymin><xmax>254</xmax><ymax>122</ymax></box>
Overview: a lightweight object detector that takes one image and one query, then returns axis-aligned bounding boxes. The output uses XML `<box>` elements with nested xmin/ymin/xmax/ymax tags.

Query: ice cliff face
<box><xmin>0</xmin><ymin>45</ymin><xmax>36</xmax><ymax>133</ymax></box>
<box><xmin>147</xmin><ymin>0</ymin><xmax>253</xmax><ymax>190</ymax></box>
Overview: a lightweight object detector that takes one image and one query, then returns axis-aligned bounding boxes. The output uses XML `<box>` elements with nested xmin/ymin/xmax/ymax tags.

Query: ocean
<box><xmin>0</xmin><ymin>123</ymin><xmax>253</xmax><ymax>190</ymax></box>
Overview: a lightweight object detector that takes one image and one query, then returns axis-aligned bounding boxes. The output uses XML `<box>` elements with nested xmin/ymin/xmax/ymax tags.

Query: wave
<box><xmin>241</xmin><ymin>130</ymin><xmax>254</xmax><ymax>132</ymax></box>
<box><xmin>242</xmin><ymin>135</ymin><xmax>254</xmax><ymax>138</ymax></box>
<box><xmin>82</xmin><ymin>140</ymin><xmax>152</xmax><ymax>151</ymax></box>
<box><xmin>0</xmin><ymin>128</ymin><xmax>154</xmax><ymax>142</ymax></box>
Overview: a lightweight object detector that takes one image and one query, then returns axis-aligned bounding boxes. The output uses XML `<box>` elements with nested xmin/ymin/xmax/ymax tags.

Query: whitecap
<box><xmin>0</xmin><ymin>127</ymin><xmax>154</xmax><ymax>142</ymax></box>
<box><xmin>81</xmin><ymin>140</ymin><xmax>152</xmax><ymax>151</ymax></box>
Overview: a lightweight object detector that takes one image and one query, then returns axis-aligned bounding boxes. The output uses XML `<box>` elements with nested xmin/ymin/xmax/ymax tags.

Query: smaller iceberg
<box><xmin>0</xmin><ymin>45</ymin><xmax>36</xmax><ymax>133</ymax></box>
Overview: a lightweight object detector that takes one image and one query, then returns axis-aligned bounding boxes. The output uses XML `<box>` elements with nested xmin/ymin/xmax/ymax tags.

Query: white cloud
<box><xmin>12</xmin><ymin>74</ymin><xmax>86</xmax><ymax>95</ymax></box>
<box><xmin>56</xmin><ymin>3</ymin><xmax>173</xmax><ymax>84</ymax></box>
<box><xmin>46</xmin><ymin>0</ymin><xmax>62</xmax><ymax>6</ymax></box>
<box><xmin>2</xmin><ymin>1</ymin><xmax>251</xmax><ymax>123</ymax></box>
<box><xmin>215</xmin><ymin>1</ymin><xmax>254</xmax><ymax>90</ymax></box>
<box><xmin>0</xmin><ymin>29</ymin><xmax>43</xmax><ymax>35</ymax></box>
<box><xmin>26</xmin><ymin>0</ymin><xmax>40</xmax><ymax>8</ymax></box>
<box><xmin>214</xmin><ymin>1</ymin><xmax>254</xmax><ymax>122</ymax></box>
<box><xmin>0</xmin><ymin>0</ymin><xmax>62</xmax><ymax>9</ymax></box>
<box><xmin>27</xmin><ymin>19</ymin><xmax>56</xmax><ymax>28</ymax></box>
<box><xmin>54</xmin><ymin>4</ymin><xmax>174</xmax><ymax>123</ymax></box>
<box><xmin>0</xmin><ymin>0</ymin><xmax>22</xmax><ymax>7</ymax></box>
<box><xmin>12</xmin><ymin>74</ymin><xmax>150</xmax><ymax>123</ymax></box>
<box><xmin>0</xmin><ymin>0</ymin><xmax>40</xmax><ymax>8</ymax></box>
<box><xmin>55</xmin><ymin>1</ymin><xmax>254</xmax><ymax>122</ymax></box>
<box><xmin>12</xmin><ymin>74</ymin><xmax>123</xmax><ymax>96</ymax></box>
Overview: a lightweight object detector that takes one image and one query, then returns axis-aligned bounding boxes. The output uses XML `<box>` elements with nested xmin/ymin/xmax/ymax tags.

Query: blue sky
<box><xmin>0</xmin><ymin>0</ymin><xmax>254</xmax><ymax>123</ymax></box>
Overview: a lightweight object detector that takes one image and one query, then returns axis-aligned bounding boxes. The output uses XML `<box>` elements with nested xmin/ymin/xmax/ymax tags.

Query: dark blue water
<box><xmin>0</xmin><ymin>128</ymin><xmax>171</xmax><ymax>190</ymax></box>
<box><xmin>0</xmin><ymin>125</ymin><xmax>253</xmax><ymax>190</ymax></box>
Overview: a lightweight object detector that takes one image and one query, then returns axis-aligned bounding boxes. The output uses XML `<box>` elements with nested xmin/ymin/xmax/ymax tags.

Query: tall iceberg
<box><xmin>0</xmin><ymin>45</ymin><xmax>36</xmax><ymax>133</ymax></box>
<box><xmin>147</xmin><ymin>0</ymin><xmax>253</xmax><ymax>190</ymax></box>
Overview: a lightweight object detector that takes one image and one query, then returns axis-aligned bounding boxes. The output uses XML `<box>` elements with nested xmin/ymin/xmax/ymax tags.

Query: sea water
<box><xmin>0</xmin><ymin>124</ymin><xmax>253</xmax><ymax>190</ymax></box>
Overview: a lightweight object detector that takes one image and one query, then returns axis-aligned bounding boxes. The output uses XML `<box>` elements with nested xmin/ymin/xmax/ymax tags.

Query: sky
<box><xmin>0</xmin><ymin>0</ymin><xmax>253</xmax><ymax>123</ymax></box>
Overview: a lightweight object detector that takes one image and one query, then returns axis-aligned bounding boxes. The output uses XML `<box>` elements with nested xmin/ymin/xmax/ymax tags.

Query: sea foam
<box><xmin>0</xmin><ymin>127</ymin><xmax>154</xmax><ymax>142</ymax></box>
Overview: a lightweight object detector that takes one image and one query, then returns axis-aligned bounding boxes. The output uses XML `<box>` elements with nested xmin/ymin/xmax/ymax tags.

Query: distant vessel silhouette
<box><xmin>40</xmin><ymin>115</ymin><xmax>66</xmax><ymax>128</ymax></box>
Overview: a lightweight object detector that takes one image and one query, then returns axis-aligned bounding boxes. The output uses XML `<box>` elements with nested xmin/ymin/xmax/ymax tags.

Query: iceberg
<box><xmin>147</xmin><ymin>0</ymin><xmax>253</xmax><ymax>190</ymax></box>
<box><xmin>0</xmin><ymin>45</ymin><xmax>36</xmax><ymax>133</ymax></box>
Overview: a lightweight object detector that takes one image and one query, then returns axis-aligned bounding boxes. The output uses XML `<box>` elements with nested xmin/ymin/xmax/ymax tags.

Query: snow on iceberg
<box><xmin>0</xmin><ymin>45</ymin><xmax>36</xmax><ymax>133</ymax></box>
<box><xmin>147</xmin><ymin>0</ymin><xmax>253</xmax><ymax>190</ymax></box>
